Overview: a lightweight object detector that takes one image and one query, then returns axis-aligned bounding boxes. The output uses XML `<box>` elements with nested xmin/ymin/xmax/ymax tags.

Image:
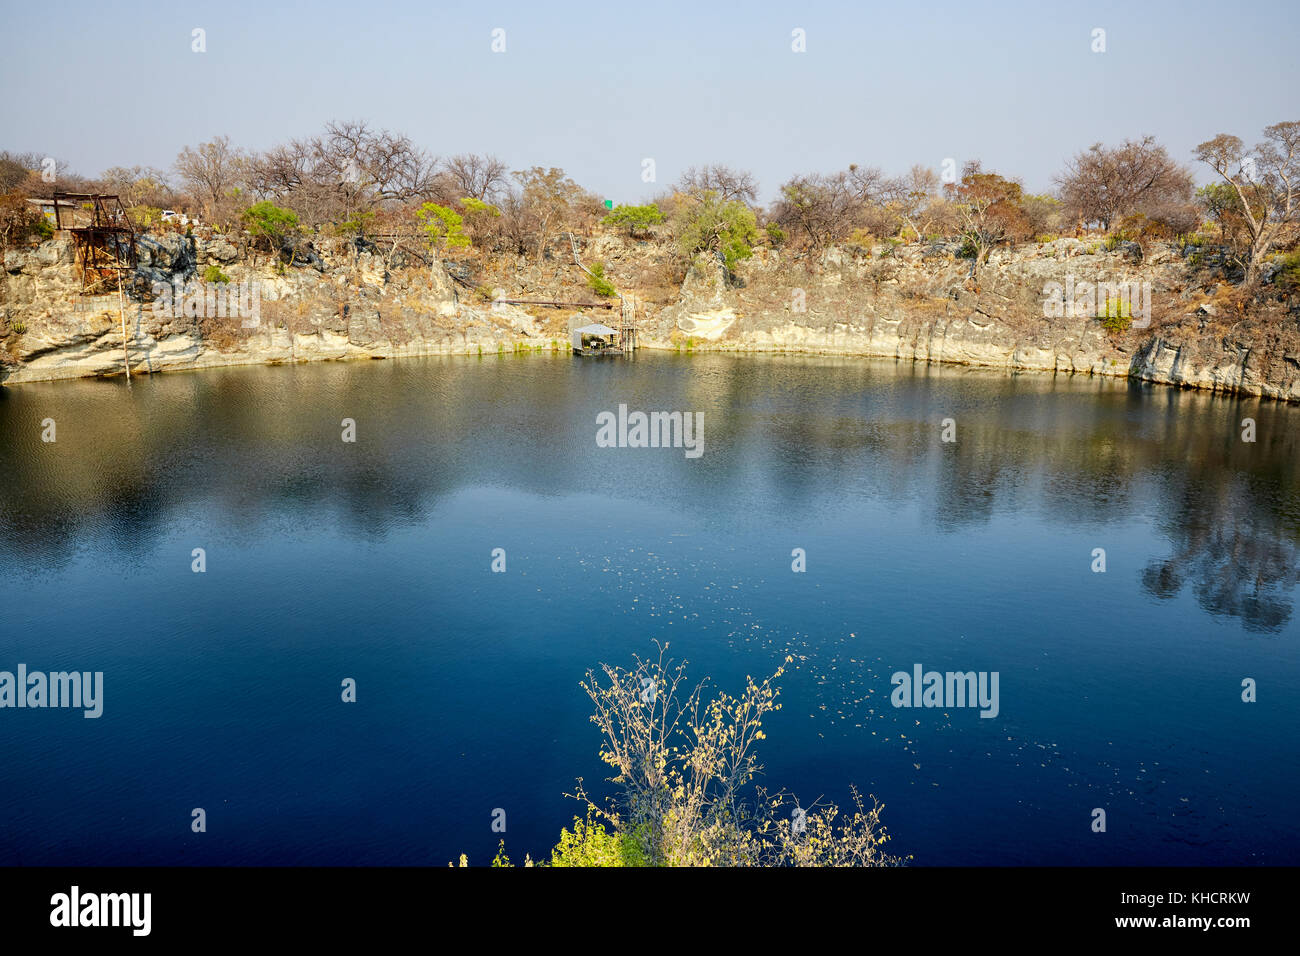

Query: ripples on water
<box><xmin>0</xmin><ymin>353</ymin><xmax>1296</xmax><ymax>865</ymax></box>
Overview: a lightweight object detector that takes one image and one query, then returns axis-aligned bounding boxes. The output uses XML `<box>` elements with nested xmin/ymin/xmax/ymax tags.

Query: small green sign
<box><xmin>604</xmin><ymin>199</ymin><xmax>613</xmax><ymax>209</ymax></box>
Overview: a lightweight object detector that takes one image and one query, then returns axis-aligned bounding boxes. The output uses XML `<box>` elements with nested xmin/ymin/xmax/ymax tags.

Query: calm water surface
<box><xmin>1</xmin><ymin>353</ymin><xmax>1297</xmax><ymax>865</ymax></box>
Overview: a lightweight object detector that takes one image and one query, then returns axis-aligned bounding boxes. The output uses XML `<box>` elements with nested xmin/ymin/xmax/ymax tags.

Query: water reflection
<box><xmin>1</xmin><ymin>354</ymin><xmax>1297</xmax><ymax>630</ymax></box>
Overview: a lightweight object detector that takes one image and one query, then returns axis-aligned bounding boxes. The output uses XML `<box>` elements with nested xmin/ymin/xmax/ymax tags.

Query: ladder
<box><xmin>567</xmin><ymin>232</ymin><xmax>637</xmax><ymax>352</ymax></box>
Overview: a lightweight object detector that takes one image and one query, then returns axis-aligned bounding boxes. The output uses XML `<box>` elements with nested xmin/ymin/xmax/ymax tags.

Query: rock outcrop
<box><xmin>3</xmin><ymin>232</ymin><xmax>1297</xmax><ymax>402</ymax></box>
<box><xmin>1</xmin><ymin>236</ymin><xmax>565</xmax><ymax>383</ymax></box>
<box><xmin>646</xmin><ymin>241</ymin><xmax>1300</xmax><ymax>401</ymax></box>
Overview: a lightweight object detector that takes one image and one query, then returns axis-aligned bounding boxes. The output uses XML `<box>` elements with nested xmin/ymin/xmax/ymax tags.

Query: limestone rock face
<box><xmin>424</xmin><ymin>262</ymin><xmax>459</xmax><ymax>318</ymax></box>
<box><xmin>35</xmin><ymin>240</ymin><xmax>74</xmax><ymax>267</ymax></box>
<box><xmin>1</xmin><ymin>236</ymin><xmax>543</xmax><ymax>384</ymax></box>
<box><xmin>3</xmin><ymin>233</ymin><xmax>1298</xmax><ymax>403</ymax></box>
<box><xmin>677</xmin><ymin>311</ymin><xmax>737</xmax><ymax>340</ymax></box>
<box><xmin>633</xmin><ymin>237</ymin><xmax>1299</xmax><ymax>402</ymax></box>
<box><xmin>658</xmin><ymin>254</ymin><xmax>737</xmax><ymax>340</ymax></box>
<box><xmin>202</xmin><ymin>237</ymin><xmax>239</xmax><ymax>263</ymax></box>
<box><xmin>1132</xmin><ymin>335</ymin><xmax>1300</xmax><ymax>401</ymax></box>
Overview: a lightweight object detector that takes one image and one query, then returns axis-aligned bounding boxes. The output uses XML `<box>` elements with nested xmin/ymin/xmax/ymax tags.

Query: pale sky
<box><xmin>2</xmin><ymin>0</ymin><xmax>1297</xmax><ymax>203</ymax></box>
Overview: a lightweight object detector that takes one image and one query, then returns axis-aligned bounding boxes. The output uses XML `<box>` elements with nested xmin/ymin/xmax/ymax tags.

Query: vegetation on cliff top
<box><xmin>2</xmin><ymin>120</ymin><xmax>1296</xmax><ymax>301</ymax></box>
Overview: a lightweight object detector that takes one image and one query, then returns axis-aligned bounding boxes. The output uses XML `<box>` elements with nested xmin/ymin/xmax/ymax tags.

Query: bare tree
<box><xmin>339</xmin><ymin>121</ymin><xmax>439</xmax><ymax>204</ymax></box>
<box><xmin>770</xmin><ymin>171</ymin><xmax>858</xmax><ymax>251</ymax></box>
<box><xmin>246</xmin><ymin>141</ymin><xmax>308</xmax><ymax>199</ymax></box>
<box><xmin>1020</xmin><ymin>193</ymin><xmax>1065</xmax><ymax>239</ymax></box>
<box><xmin>1056</xmin><ymin>136</ymin><xmax>1193</xmax><ymax>232</ymax></box>
<box><xmin>245</xmin><ymin>136</ymin><xmax>328</xmax><ymax>224</ymax></box>
<box><xmin>847</xmin><ymin>163</ymin><xmax>905</xmax><ymax>237</ymax></box>
<box><xmin>243</xmin><ymin>120</ymin><xmax>438</xmax><ymax>228</ymax></box>
<box><xmin>845</xmin><ymin>164</ymin><xmax>901</xmax><ymax>205</ymax></box>
<box><xmin>95</xmin><ymin>166</ymin><xmax>178</xmax><ymax>210</ymax></box>
<box><xmin>0</xmin><ymin>152</ymin><xmax>82</xmax><ymax>198</ymax></box>
<box><xmin>0</xmin><ymin>152</ymin><xmax>38</xmax><ymax>193</ymax></box>
<box><xmin>1</xmin><ymin>190</ymin><xmax>47</xmax><ymax>250</ymax></box>
<box><xmin>308</xmin><ymin>120</ymin><xmax>438</xmax><ymax>217</ymax></box>
<box><xmin>769</xmin><ymin>164</ymin><xmax>906</xmax><ymax>252</ymax></box>
<box><xmin>947</xmin><ymin>161</ymin><xmax>1032</xmax><ymax>279</ymax></box>
<box><xmin>443</xmin><ymin>153</ymin><xmax>509</xmax><ymax>202</ymax></box>
<box><xmin>1195</xmin><ymin>122</ymin><xmax>1300</xmax><ymax>285</ymax></box>
<box><xmin>495</xmin><ymin>190</ymin><xmax>534</xmax><ymax>256</ymax></box>
<box><xmin>676</xmin><ymin>164</ymin><xmax>759</xmax><ymax>205</ymax></box>
<box><xmin>898</xmin><ymin>164</ymin><xmax>941</xmax><ymax>241</ymax></box>
<box><xmin>174</xmin><ymin>135</ymin><xmax>246</xmax><ymax>222</ymax></box>
<box><xmin>511</xmin><ymin>166</ymin><xmax>590</xmax><ymax>259</ymax></box>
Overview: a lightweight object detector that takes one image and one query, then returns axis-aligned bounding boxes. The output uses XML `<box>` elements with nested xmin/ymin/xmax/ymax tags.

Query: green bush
<box><xmin>241</xmin><ymin>201</ymin><xmax>299</xmax><ymax>256</ymax></box>
<box><xmin>1275</xmin><ymin>250</ymin><xmax>1300</xmax><ymax>297</ymax></box>
<box><xmin>674</xmin><ymin>195</ymin><xmax>758</xmax><ymax>272</ymax></box>
<box><xmin>601</xmin><ymin>203</ymin><xmax>663</xmax><ymax>237</ymax></box>
<box><xmin>333</xmin><ymin>210</ymin><xmax>375</xmax><ymax>238</ymax></box>
<box><xmin>415</xmin><ymin>202</ymin><xmax>470</xmax><ymax>252</ymax></box>
<box><xmin>550</xmin><ymin>815</ymin><xmax>647</xmax><ymax>867</ymax></box>
<box><xmin>203</xmin><ymin>265</ymin><xmax>231</xmax><ymax>284</ymax></box>
<box><xmin>461</xmin><ymin>197</ymin><xmax>500</xmax><ymax>216</ymax></box>
<box><xmin>765</xmin><ymin>221</ymin><xmax>786</xmax><ymax>246</ymax></box>
<box><xmin>587</xmin><ymin>262</ymin><xmax>617</xmax><ymax>298</ymax></box>
<box><xmin>1099</xmin><ymin>297</ymin><xmax>1132</xmax><ymax>333</ymax></box>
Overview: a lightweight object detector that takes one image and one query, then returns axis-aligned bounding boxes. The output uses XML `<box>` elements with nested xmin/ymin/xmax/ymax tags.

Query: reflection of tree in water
<box><xmin>1142</xmin><ymin>478</ymin><xmax>1300</xmax><ymax>633</ymax></box>
<box><xmin>5</xmin><ymin>356</ymin><xmax>1299</xmax><ymax>633</ymax></box>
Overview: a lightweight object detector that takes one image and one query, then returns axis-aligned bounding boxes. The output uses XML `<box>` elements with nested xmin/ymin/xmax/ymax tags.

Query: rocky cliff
<box><xmin>0</xmin><ymin>234</ymin><xmax>560</xmax><ymax>384</ymax></box>
<box><xmin>645</xmin><ymin>239</ymin><xmax>1300</xmax><ymax>402</ymax></box>
<box><xmin>2</xmin><ymin>232</ymin><xmax>1297</xmax><ymax>402</ymax></box>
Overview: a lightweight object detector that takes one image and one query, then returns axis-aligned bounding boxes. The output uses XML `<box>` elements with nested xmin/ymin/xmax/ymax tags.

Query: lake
<box><xmin>1</xmin><ymin>352</ymin><xmax>1297</xmax><ymax>865</ymax></box>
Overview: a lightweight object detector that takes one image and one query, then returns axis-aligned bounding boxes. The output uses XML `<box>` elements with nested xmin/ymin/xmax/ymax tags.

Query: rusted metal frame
<box><xmin>52</xmin><ymin>193</ymin><xmax>139</xmax><ymax>293</ymax></box>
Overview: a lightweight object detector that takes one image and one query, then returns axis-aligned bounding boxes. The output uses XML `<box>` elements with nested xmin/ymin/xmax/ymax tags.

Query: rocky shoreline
<box><xmin>3</xmin><ymin>233</ymin><xmax>1297</xmax><ymax>402</ymax></box>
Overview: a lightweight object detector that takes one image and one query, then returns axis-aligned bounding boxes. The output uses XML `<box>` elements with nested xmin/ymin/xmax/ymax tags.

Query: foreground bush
<box><xmin>460</xmin><ymin>644</ymin><xmax>906</xmax><ymax>867</ymax></box>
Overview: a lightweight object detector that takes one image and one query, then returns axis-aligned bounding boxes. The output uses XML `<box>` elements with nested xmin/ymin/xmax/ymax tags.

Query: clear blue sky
<box><xmin>3</xmin><ymin>0</ymin><xmax>1297</xmax><ymax>203</ymax></box>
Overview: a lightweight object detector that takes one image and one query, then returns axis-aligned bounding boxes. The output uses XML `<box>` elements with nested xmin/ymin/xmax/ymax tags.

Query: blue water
<box><xmin>1</xmin><ymin>353</ymin><xmax>1297</xmax><ymax>865</ymax></box>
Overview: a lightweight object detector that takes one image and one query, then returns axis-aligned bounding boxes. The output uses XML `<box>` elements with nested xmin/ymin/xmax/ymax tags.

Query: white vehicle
<box><xmin>160</xmin><ymin>210</ymin><xmax>178</xmax><ymax>221</ymax></box>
